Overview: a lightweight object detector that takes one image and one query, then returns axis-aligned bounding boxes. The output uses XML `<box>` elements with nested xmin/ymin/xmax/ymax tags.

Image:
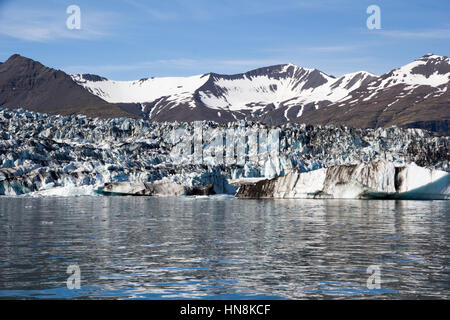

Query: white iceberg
<box><xmin>236</xmin><ymin>161</ymin><xmax>449</xmax><ymax>200</ymax></box>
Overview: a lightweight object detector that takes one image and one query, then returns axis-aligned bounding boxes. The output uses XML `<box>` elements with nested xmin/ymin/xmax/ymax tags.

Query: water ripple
<box><xmin>0</xmin><ymin>196</ymin><xmax>448</xmax><ymax>299</ymax></box>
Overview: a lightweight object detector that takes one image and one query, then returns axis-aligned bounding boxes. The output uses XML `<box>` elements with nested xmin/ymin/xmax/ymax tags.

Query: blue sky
<box><xmin>0</xmin><ymin>0</ymin><xmax>449</xmax><ymax>80</ymax></box>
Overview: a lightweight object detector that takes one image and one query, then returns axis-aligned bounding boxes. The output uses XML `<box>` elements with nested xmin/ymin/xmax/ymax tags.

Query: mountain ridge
<box><xmin>297</xmin><ymin>54</ymin><xmax>449</xmax><ymax>134</ymax></box>
<box><xmin>0</xmin><ymin>54</ymin><xmax>135</xmax><ymax>118</ymax></box>
<box><xmin>0</xmin><ymin>53</ymin><xmax>448</xmax><ymax>134</ymax></box>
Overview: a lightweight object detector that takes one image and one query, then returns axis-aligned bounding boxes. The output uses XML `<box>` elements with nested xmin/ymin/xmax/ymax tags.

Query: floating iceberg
<box><xmin>99</xmin><ymin>180</ymin><xmax>214</xmax><ymax>196</ymax></box>
<box><xmin>28</xmin><ymin>185</ymin><xmax>98</xmax><ymax>197</ymax></box>
<box><xmin>236</xmin><ymin>161</ymin><xmax>449</xmax><ymax>200</ymax></box>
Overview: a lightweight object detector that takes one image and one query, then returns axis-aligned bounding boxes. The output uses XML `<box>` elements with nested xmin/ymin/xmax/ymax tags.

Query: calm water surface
<box><xmin>0</xmin><ymin>196</ymin><xmax>448</xmax><ymax>299</ymax></box>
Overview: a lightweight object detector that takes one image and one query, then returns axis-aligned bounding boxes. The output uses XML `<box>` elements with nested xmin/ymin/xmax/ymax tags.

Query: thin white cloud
<box><xmin>0</xmin><ymin>5</ymin><xmax>115</xmax><ymax>42</ymax></box>
<box><xmin>373</xmin><ymin>28</ymin><xmax>450</xmax><ymax>39</ymax></box>
<box><xmin>125</xmin><ymin>0</ymin><xmax>178</xmax><ymax>21</ymax></box>
<box><xmin>218</xmin><ymin>59</ymin><xmax>284</xmax><ymax>67</ymax></box>
<box><xmin>64</xmin><ymin>57</ymin><xmax>286</xmax><ymax>78</ymax></box>
<box><xmin>62</xmin><ymin>54</ymin><xmax>384</xmax><ymax>80</ymax></box>
<box><xmin>263</xmin><ymin>43</ymin><xmax>367</xmax><ymax>54</ymax></box>
<box><xmin>124</xmin><ymin>0</ymin><xmax>333</xmax><ymax>22</ymax></box>
<box><xmin>305</xmin><ymin>45</ymin><xmax>361</xmax><ymax>52</ymax></box>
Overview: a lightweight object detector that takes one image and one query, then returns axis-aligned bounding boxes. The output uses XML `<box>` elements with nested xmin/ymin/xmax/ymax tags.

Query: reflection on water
<box><xmin>0</xmin><ymin>196</ymin><xmax>448</xmax><ymax>299</ymax></box>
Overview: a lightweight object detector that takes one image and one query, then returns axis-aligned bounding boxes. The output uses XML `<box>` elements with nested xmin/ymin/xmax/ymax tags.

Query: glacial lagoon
<box><xmin>0</xmin><ymin>195</ymin><xmax>448</xmax><ymax>299</ymax></box>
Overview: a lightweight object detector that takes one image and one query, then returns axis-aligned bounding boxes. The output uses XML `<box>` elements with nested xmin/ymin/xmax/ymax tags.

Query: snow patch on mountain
<box><xmin>72</xmin><ymin>73</ymin><xmax>209</xmax><ymax>104</ymax></box>
<box><xmin>189</xmin><ymin>67</ymin><xmax>376</xmax><ymax>113</ymax></box>
<box><xmin>369</xmin><ymin>54</ymin><xmax>450</xmax><ymax>90</ymax></box>
<box><xmin>68</xmin><ymin>54</ymin><xmax>449</xmax><ymax>125</ymax></box>
<box><xmin>72</xmin><ymin>65</ymin><xmax>378</xmax><ymax>114</ymax></box>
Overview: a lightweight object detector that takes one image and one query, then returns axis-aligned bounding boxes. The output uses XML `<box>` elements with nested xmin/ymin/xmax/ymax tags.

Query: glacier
<box><xmin>0</xmin><ymin>108</ymin><xmax>448</xmax><ymax>199</ymax></box>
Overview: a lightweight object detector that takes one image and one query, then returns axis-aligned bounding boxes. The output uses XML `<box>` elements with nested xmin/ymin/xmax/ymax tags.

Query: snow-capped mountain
<box><xmin>196</xmin><ymin>65</ymin><xmax>377</xmax><ymax>122</ymax></box>
<box><xmin>72</xmin><ymin>63</ymin><xmax>378</xmax><ymax>124</ymax></box>
<box><xmin>300</xmin><ymin>54</ymin><xmax>450</xmax><ymax>134</ymax></box>
<box><xmin>372</xmin><ymin>54</ymin><xmax>450</xmax><ymax>89</ymax></box>
<box><xmin>71</xmin><ymin>73</ymin><xmax>208</xmax><ymax>105</ymax></box>
<box><xmin>0</xmin><ymin>53</ymin><xmax>448</xmax><ymax>134</ymax></box>
<box><xmin>0</xmin><ymin>54</ymin><xmax>131</xmax><ymax>118</ymax></box>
